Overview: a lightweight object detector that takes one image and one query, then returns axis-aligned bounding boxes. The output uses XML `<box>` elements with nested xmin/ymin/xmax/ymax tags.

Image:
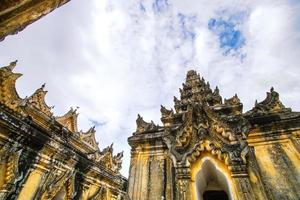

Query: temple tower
<box><xmin>128</xmin><ymin>70</ymin><xmax>300</xmax><ymax>200</ymax></box>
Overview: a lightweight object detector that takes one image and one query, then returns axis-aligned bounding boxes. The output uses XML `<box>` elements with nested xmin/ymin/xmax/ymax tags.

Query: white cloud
<box><xmin>0</xmin><ymin>0</ymin><xmax>299</xmax><ymax>176</ymax></box>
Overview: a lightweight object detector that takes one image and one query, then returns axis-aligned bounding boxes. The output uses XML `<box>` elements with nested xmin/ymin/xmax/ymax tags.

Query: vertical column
<box><xmin>230</xmin><ymin>165</ymin><xmax>255</xmax><ymax>200</ymax></box>
<box><xmin>175</xmin><ymin>164</ymin><xmax>191</xmax><ymax>200</ymax></box>
<box><xmin>127</xmin><ymin>155</ymin><xmax>136</xmax><ymax>199</ymax></box>
<box><xmin>0</xmin><ymin>147</ymin><xmax>22</xmax><ymax>200</ymax></box>
<box><xmin>247</xmin><ymin>147</ymin><xmax>270</xmax><ymax>200</ymax></box>
<box><xmin>132</xmin><ymin>149</ymin><xmax>142</xmax><ymax>200</ymax></box>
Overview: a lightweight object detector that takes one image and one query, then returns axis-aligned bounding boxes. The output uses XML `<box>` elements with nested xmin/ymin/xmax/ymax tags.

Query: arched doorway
<box><xmin>203</xmin><ymin>190</ymin><xmax>228</xmax><ymax>200</ymax></box>
<box><xmin>194</xmin><ymin>158</ymin><xmax>232</xmax><ymax>200</ymax></box>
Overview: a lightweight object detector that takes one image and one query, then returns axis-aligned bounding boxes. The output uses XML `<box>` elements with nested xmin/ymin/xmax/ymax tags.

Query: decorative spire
<box><xmin>80</xmin><ymin>126</ymin><xmax>98</xmax><ymax>150</ymax></box>
<box><xmin>26</xmin><ymin>83</ymin><xmax>53</xmax><ymax>116</ymax></box>
<box><xmin>245</xmin><ymin>87</ymin><xmax>291</xmax><ymax>116</ymax></box>
<box><xmin>112</xmin><ymin>151</ymin><xmax>124</xmax><ymax>173</ymax></box>
<box><xmin>5</xmin><ymin>60</ymin><xmax>17</xmax><ymax>71</ymax></box>
<box><xmin>136</xmin><ymin>114</ymin><xmax>158</xmax><ymax>133</ymax></box>
<box><xmin>0</xmin><ymin>61</ymin><xmax>22</xmax><ymax>107</ymax></box>
<box><xmin>160</xmin><ymin>105</ymin><xmax>174</xmax><ymax>118</ymax></box>
<box><xmin>224</xmin><ymin>94</ymin><xmax>240</xmax><ymax>105</ymax></box>
<box><xmin>55</xmin><ymin>107</ymin><xmax>79</xmax><ymax>133</ymax></box>
<box><xmin>213</xmin><ymin>86</ymin><xmax>219</xmax><ymax>95</ymax></box>
<box><xmin>175</xmin><ymin>70</ymin><xmax>221</xmax><ymax>111</ymax></box>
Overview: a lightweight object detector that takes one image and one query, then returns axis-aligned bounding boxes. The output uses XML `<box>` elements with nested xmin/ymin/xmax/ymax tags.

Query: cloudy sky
<box><xmin>1</xmin><ymin>0</ymin><xmax>300</xmax><ymax>176</ymax></box>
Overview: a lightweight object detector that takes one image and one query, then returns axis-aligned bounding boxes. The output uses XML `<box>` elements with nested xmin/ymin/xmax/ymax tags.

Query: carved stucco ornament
<box><xmin>159</xmin><ymin>71</ymin><xmax>251</xmax><ymax>170</ymax></box>
<box><xmin>25</xmin><ymin>83</ymin><xmax>54</xmax><ymax>117</ymax></box>
<box><xmin>245</xmin><ymin>87</ymin><xmax>291</xmax><ymax>117</ymax></box>
<box><xmin>0</xmin><ymin>142</ymin><xmax>23</xmax><ymax>198</ymax></box>
<box><xmin>87</xmin><ymin>143</ymin><xmax>124</xmax><ymax>174</ymax></box>
<box><xmin>0</xmin><ymin>62</ymin><xmax>127</xmax><ymax>199</ymax></box>
<box><xmin>163</xmin><ymin>102</ymin><xmax>250</xmax><ymax>169</ymax></box>
<box><xmin>135</xmin><ymin>114</ymin><xmax>159</xmax><ymax>133</ymax></box>
<box><xmin>55</xmin><ymin>107</ymin><xmax>79</xmax><ymax>133</ymax></box>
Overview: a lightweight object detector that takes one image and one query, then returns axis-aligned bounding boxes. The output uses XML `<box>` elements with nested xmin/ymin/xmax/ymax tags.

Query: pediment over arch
<box><xmin>155</xmin><ymin>70</ymin><xmax>250</xmax><ymax>170</ymax></box>
<box><xmin>163</xmin><ymin>102</ymin><xmax>249</xmax><ymax>169</ymax></box>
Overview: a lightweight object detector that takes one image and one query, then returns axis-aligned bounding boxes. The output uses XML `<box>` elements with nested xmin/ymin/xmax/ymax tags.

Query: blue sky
<box><xmin>0</xmin><ymin>0</ymin><xmax>300</xmax><ymax>176</ymax></box>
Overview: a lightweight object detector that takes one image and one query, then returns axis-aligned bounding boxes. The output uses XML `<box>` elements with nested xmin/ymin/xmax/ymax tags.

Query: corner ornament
<box><xmin>135</xmin><ymin>114</ymin><xmax>159</xmax><ymax>133</ymax></box>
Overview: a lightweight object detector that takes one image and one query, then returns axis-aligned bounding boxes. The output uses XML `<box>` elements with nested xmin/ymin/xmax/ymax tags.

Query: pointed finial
<box><xmin>41</xmin><ymin>83</ymin><xmax>46</xmax><ymax>89</ymax></box>
<box><xmin>270</xmin><ymin>87</ymin><xmax>274</xmax><ymax>92</ymax></box>
<box><xmin>174</xmin><ymin>96</ymin><xmax>180</xmax><ymax>103</ymax></box>
<box><xmin>214</xmin><ymin>86</ymin><xmax>219</xmax><ymax>93</ymax></box>
<box><xmin>255</xmin><ymin>100</ymin><xmax>258</xmax><ymax>106</ymax></box>
<box><xmin>74</xmin><ymin>106</ymin><xmax>79</xmax><ymax>113</ymax></box>
<box><xmin>6</xmin><ymin>60</ymin><xmax>18</xmax><ymax>71</ymax></box>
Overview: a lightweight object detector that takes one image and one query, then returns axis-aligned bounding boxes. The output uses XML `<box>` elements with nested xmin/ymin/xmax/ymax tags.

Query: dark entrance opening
<box><xmin>203</xmin><ymin>190</ymin><xmax>229</xmax><ymax>200</ymax></box>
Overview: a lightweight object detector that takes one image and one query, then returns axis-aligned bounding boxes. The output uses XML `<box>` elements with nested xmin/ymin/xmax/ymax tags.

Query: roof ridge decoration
<box><xmin>26</xmin><ymin>83</ymin><xmax>53</xmax><ymax>116</ymax></box>
<box><xmin>135</xmin><ymin>114</ymin><xmax>159</xmax><ymax>133</ymax></box>
<box><xmin>0</xmin><ymin>60</ymin><xmax>22</xmax><ymax>109</ymax></box>
<box><xmin>245</xmin><ymin>87</ymin><xmax>291</xmax><ymax>117</ymax></box>
<box><xmin>87</xmin><ymin>143</ymin><xmax>124</xmax><ymax>173</ymax></box>
<box><xmin>0</xmin><ymin>61</ymin><xmax>124</xmax><ymax>174</ymax></box>
<box><xmin>55</xmin><ymin>107</ymin><xmax>79</xmax><ymax>133</ymax></box>
<box><xmin>79</xmin><ymin>126</ymin><xmax>99</xmax><ymax>150</ymax></box>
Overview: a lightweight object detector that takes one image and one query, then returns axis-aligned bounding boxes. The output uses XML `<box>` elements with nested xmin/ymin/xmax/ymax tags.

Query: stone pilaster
<box><xmin>230</xmin><ymin>165</ymin><xmax>255</xmax><ymax>200</ymax></box>
<box><xmin>175</xmin><ymin>165</ymin><xmax>191</xmax><ymax>200</ymax></box>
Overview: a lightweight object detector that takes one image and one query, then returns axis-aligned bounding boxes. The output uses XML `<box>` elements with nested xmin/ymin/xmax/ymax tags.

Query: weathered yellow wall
<box><xmin>128</xmin><ymin>145</ymin><xmax>172</xmax><ymax>200</ymax></box>
<box><xmin>252</xmin><ymin>140</ymin><xmax>300</xmax><ymax>199</ymax></box>
<box><xmin>17</xmin><ymin>169</ymin><xmax>43</xmax><ymax>200</ymax></box>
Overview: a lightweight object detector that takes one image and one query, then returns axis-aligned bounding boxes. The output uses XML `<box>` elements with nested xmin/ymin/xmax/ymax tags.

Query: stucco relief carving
<box><xmin>0</xmin><ymin>62</ymin><xmax>127</xmax><ymax>199</ymax></box>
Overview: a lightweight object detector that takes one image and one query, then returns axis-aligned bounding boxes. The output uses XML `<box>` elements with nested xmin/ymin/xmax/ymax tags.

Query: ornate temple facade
<box><xmin>0</xmin><ymin>0</ymin><xmax>70</xmax><ymax>41</ymax></box>
<box><xmin>128</xmin><ymin>70</ymin><xmax>300</xmax><ymax>200</ymax></box>
<box><xmin>0</xmin><ymin>61</ymin><xmax>127</xmax><ymax>200</ymax></box>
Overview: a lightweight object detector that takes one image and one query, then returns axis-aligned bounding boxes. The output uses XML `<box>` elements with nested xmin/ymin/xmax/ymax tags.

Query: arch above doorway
<box><xmin>192</xmin><ymin>157</ymin><xmax>233</xmax><ymax>200</ymax></box>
